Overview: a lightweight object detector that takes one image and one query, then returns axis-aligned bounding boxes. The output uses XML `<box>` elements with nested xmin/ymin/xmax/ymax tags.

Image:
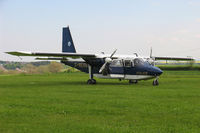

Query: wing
<box><xmin>6</xmin><ymin>51</ymin><xmax>96</xmax><ymax>59</ymax></box>
<box><xmin>154</xmin><ymin>56</ymin><xmax>194</xmax><ymax>61</ymax></box>
<box><xmin>35</xmin><ymin>57</ymin><xmax>69</xmax><ymax>61</ymax></box>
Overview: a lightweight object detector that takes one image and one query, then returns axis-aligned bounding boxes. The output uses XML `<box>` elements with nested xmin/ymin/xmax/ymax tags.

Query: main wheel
<box><xmin>129</xmin><ymin>80</ymin><xmax>133</xmax><ymax>84</ymax></box>
<box><xmin>91</xmin><ymin>79</ymin><xmax>96</xmax><ymax>84</ymax></box>
<box><xmin>129</xmin><ymin>80</ymin><xmax>138</xmax><ymax>84</ymax></box>
<box><xmin>87</xmin><ymin>79</ymin><xmax>93</xmax><ymax>84</ymax></box>
<box><xmin>87</xmin><ymin>79</ymin><xmax>96</xmax><ymax>84</ymax></box>
<box><xmin>133</xmin><ymin>80</ymin><xmax>138</xmax><ymax>84</ymax></box>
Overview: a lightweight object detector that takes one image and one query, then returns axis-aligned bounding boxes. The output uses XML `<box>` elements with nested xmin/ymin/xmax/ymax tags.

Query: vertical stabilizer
<box><xmin>62</xmin><ymin>27</ymin><xmax>76</xmax><ymax>53</ymax></box>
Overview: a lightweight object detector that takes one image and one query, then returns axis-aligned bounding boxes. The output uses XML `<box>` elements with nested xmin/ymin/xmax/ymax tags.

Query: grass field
<box><xmin>0</xmin><ymin>71</ymin><xmax>200</xmax><ymax>133</ymax></box>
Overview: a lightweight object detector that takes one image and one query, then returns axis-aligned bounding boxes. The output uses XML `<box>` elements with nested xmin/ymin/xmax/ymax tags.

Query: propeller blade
<box><xmin>99</xmin><ymin>49</ymin><xmax>117</xmax><ymax>73</ymax></box>
<box><xmin>99</xmin><ymin>62</ymin><xmax>108</xmax><ymax>73</ymax></box>
<box><xmin>150</xmin><ymin>47</ymin><xmax>152</xmax><ymax>58</ymax></box>
<box><xmin>148</xmin><ymin>47</ymin><xmax>156</xmax><ymax>66</ymax></box>
<box><xmin>110</xmin><ymin>49</ymin><xmax>117</xmax><ymax>58</ymax></box>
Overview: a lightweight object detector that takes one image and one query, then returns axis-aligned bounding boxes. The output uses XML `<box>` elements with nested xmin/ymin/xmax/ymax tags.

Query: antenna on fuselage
<box><xmin>134</xmin><ymin>53</ymin><xmax>138</xmax><ymax>57</ymax></box>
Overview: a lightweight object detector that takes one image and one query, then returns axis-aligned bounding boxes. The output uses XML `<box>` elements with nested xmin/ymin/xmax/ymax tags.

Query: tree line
<box><xmin>0</xmin><ymin>61</ymin><xmax>79</xmax><ymax>74</ymax></box>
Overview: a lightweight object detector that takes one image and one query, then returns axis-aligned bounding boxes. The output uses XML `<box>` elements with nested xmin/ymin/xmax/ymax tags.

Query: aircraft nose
<box><xmin>153</xmin><ymin>67</ymin><xmax>163</xmax><ymax>76</ymax></box>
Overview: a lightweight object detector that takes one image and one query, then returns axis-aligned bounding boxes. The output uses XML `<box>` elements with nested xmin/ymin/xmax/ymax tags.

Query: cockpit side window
<box><xmin>134</xmin><ymin>59</ymin><xmax>139</xmax><ymax>64</ymax></box>
<box><xmin>134</xmin><ymin>58</ymin><xmax>144</xmax><ymax>66</ymax></box>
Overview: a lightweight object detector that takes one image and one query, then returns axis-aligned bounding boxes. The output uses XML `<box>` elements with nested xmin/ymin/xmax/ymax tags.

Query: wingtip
<box><xmin>4</xmin><ymin>51</ymin><xmax>32</xmax><ymax>56</ymax></box>
<box><xmin>5</xmin><ymin>51</ymin><xmax>15</xmax><ymax>55</ymax></box>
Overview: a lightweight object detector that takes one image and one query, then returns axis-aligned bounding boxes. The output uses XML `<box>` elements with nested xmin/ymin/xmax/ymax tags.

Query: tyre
<box><xmin>91</xmin><ymin>79</ymin><xmax>96</xmax><ymax>84</ymax></box>
<box><xmin>129</xmin><ymin>80</ymin><xmax>133</xmax><ymax>84</ymax></box>
<box><xmin>153</xmin><ymin>80</ymin><xmax>159</xmax><ymax>86</ymax></box>
<box><xmin>87</xmin><ymin>79</ymin><xmax>93</xmax><ymax>84</ymax></box>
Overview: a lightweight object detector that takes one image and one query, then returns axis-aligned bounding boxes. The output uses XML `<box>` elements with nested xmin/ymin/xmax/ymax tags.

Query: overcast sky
<box><xmin>1</xmin><ymin>0</ymin><xmax>200</xmax><ymax>61</ymax></box>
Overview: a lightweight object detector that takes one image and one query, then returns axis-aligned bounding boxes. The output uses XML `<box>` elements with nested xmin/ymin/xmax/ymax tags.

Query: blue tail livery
<box><xmin>62</xmin><ymin>27</ymin><xmax>76</xmax><ymax>53</ymax></box>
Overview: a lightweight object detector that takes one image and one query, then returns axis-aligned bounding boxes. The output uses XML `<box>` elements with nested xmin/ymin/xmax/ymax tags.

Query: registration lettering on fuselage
<box><xmin>136</xmin><ymin>72</ymin><xmax>148</xmax><ymax>75</ymax></box>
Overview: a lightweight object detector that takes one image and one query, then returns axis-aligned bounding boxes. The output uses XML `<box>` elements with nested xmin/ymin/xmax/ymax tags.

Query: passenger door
<box><xmin>109</xmin><ymin>59</ymin><xmax>124</xmax><ymax>78</ymax></box>
<box><xmin>124</xmin><ymin>60</ymin><xmax>133</xmax><ymax>77</ymax></box>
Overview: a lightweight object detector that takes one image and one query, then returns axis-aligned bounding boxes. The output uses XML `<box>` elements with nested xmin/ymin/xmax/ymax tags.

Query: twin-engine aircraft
<box><xmin>7</xmin><ymin>27</ymin><xmax>194</xmax><ymax>85</ymax></box>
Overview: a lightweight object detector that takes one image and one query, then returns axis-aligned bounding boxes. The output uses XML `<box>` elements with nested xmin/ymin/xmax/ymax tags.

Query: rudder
<box><xmin>62</xmin><ymin>27</ymin><xmax>76</xmax><ymax>53</ymax></box>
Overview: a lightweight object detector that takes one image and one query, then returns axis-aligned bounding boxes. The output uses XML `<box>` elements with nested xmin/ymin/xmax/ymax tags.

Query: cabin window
<box><xmin>132</xmin><ymin>60</ymin><xmax>134</xmax><ymax>67</ymax></box>
<box><xmin>124</xmin><ymin>60</ymin><xmax>131</xmax><ymax>67</ymax></box>
<box><xmin>110</xmin><ymin>60</ymin><xmax>123</xmax><ymax>67</ymax></box>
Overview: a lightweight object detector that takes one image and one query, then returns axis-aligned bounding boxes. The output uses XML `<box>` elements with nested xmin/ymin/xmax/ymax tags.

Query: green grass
<box><xmin>0</xmin><ymin>71</ymin><xmax>200</xmax><ymax>133</ymax></box>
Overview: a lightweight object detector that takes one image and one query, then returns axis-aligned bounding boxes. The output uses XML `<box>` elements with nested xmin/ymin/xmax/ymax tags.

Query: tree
<box><xmin>48</xmin><ymin>62</ymin><xmax>64</xmax><ymax>73</ymax></box>
<box><xmin>22</xmin><ymin>64</ymin><xmax>37</xmax><ymax>74</ymax></box>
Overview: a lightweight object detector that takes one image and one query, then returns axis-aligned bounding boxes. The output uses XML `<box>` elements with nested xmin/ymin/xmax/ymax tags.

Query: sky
<box><xmin>1</xmin><ymin>0</ymin><xmax>200</xmax><ymax>61</ymax></box>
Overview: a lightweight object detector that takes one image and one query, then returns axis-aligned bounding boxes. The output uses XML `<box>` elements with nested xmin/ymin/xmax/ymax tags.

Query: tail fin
<box><xmin>62</xmin><ymin>27</ymin><xmax>76</xmax><ymax>53</ymax></box>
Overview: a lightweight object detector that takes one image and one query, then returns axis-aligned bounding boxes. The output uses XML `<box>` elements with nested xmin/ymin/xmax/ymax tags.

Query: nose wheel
<box><xmin>153</xmin><ymin>76</ymin><xmax>159</xmax><ymax>86</ymax></box>
<box><xmin>153</xmin><ymin>79</ymin><xmax>159</xmax><ymax>86</ymax></box>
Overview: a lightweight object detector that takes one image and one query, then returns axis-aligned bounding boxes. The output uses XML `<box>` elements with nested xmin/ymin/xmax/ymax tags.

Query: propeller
<box><xmin>148</xmin><ymin>47</ymin><xmax>155</xmax><ymax>66</ymax></box>
<box><xmin>99</xmin><ymin>49</ymin><xmax>117</xmax><ymax>73</ymax></box>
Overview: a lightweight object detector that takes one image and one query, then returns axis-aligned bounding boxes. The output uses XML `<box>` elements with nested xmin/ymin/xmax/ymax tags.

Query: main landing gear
<box><xmin>153</xmin><ymin>76</ymin><xmax>159</xmax><ymax>86</ymax></box>
<box><xmin>129</xmin><ymin>80</ymin><xmax>138</xmax><ymax>84</ymax></box>
<box><xmin>87</xmin><ymin>65</ymin><xmax>96</xmax><ymax>85</ymax></box>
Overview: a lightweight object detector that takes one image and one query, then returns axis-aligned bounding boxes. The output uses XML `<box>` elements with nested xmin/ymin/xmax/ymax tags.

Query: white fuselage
<box><xmin>94</xmin><ymin>74</ymin><xmax>155</xmax><ymax>80</ymax></box>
